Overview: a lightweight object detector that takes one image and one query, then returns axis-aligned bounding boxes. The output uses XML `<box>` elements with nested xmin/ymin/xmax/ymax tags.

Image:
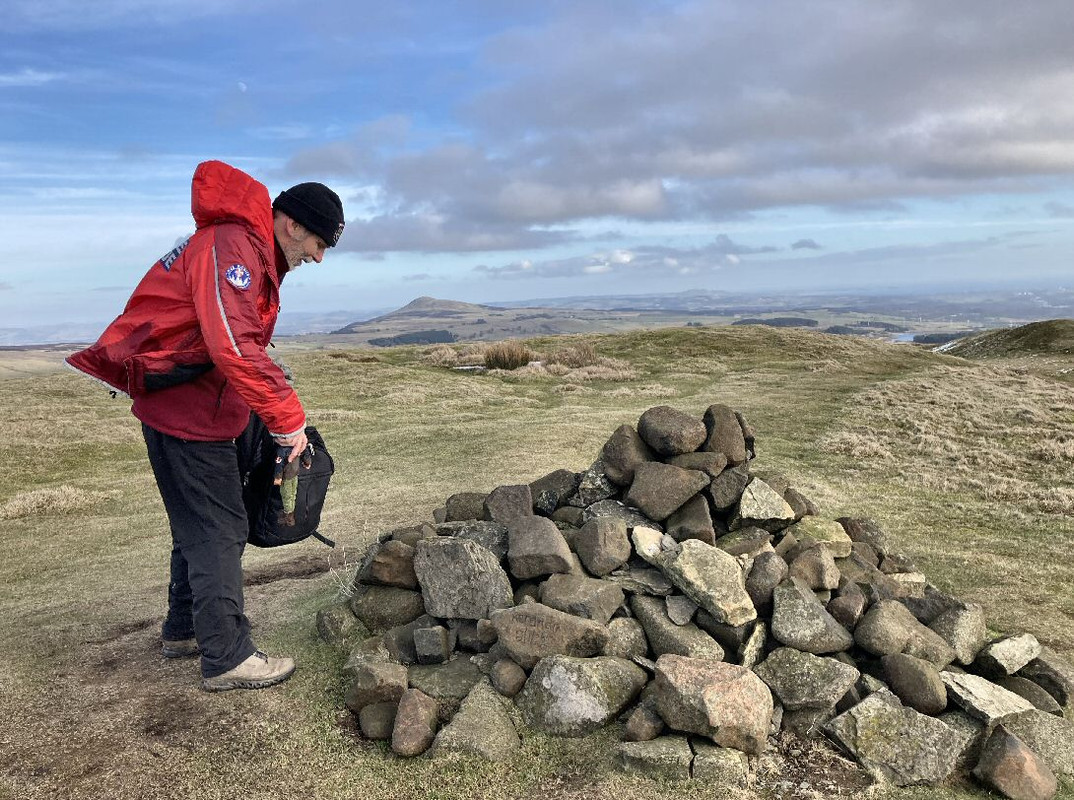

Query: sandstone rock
<box><xmin>342</xmin><ymin>635</ymin><xmax>392</xmax><ymax>681</ymax></box>
<box><xmin>770</xmin><ymin>578</ymin><xmax>853</xmax><ymax>654</ymax></box>
<box><xmin>605</xmin><ymin>566</ymin><xmax>674</xmax><ymax>596</ymax></box>
<box><xmin>658</xmin><ymin>539</ymin><xmax>757</xmax><ymax>627</ymax></box>
<box><xmin>665</xmin><ymin>594</ymin><xmax>698</xmax><ymax>626</ymax></box>
<box><xmin>316</xmin><ymin>601</ymin><xmax>367</xmax><ymax>650</ymax></box>
<box><xmin>974</xmin><ymin>633</ymin><xmax>1043</xmax><ymax>680</ymax></box>
<box><xmin>625</xmin><ymin>707</ymin><xmax>665</xmax><ymax>744</ymax></box>
<box><xmin>349</xmin><ymin>584</ymin><xmax>425</xmax><ymax>633</ymax></box>
<box><xmin>745</xmin><ymin>551</ymin><xmax>788</xmax><ymax>615</ymax></box>
<box><xmin>942</xmin><ymin>671</ymin><xmax>1036</xmax><ymax>724</ymax></box>
<box><xmin>390</xmin><ymin>522</ymin><xmax>437</xmax><ymax>548</ymax></box>
<box><xmin>702</xmin><ymin>404</ymin><xmax>748</xmax><ymax>466</ymax></box>
<box><xmin>413</xmin><ymin>538</ymin><xmax>513</xmax><ymax>620</ymax></box>
<box><xmin>973</xmin><ymin>725</ymin><xmax>1058</xmax><ymax>800</ymax></box>
<box><xmin>358</xmin><ymin>701</ymin><xmax>397</xmax><ymax>740</ymax></box>
<box><xmin>517</xmin><ymin>655</ymin><xmax>646</xmax><ymax>736</ymax></box>
<box><xmin>739</xmin><ymin>621</ymin><xmax>768</xmax><ymax>669</ymax></box>
<box><xmin>755</xmin><ymin>647</ymin><xmax>859</xmax><ymax>711</ymax></box>
<box><xmin>507</xmin><ymin>515</ymin><xmax>573</xmax><ymax>580</ymax></box>
<box><xmin>490</xmin><ymin>658</ymin><xmax>527</xmax><ymax>698</ymax></box>
<box><xmin>1019</xmin><ymin>647</ymin><xmax>1074</xmax><ymax>712</ymax></box>
<box><xmin>434</xmin><ymin>520</ymin><xmax>509</xmax><ymax>560</ymax></box>
<box><xmin>358</xmin><ymin>539</ymin><xmax>419</xmax><ymax>589</ymax></box>
<box><xmin>690</xmin><ymin>740</ymin><xmax>750</xmax><ymax>786</ymax></box>
<box><xmin>638</xmin><ymin>405</ymin><xmax>707</xmax><ymax>457</ymax></box>
<box><xmin>825</xmin><ymin>690</ymin><xmax>963</xmax><ymax>786</ymax></box>
<box><xmin>784</xmin><ymin>487</ymin><xmax>818</xmax><ymax>520</ymax></box>
<box><xmin>998</xmin><ymin>677</ymin><xmax>1064</xmax><ymax>716</ymax></box>
<box><xmin>714</xmin><ymin>526</ymin><xmax>772</xmax><ymax>557</ymax></box>
<box><xmin>828</xmin><ymin>578</ymin><xmax>866</xmax><ymax>630</ymax></box>
<box><xmin>603</xmin><ymin>617</ymin><xmax>649</xmax><ymax>660</ymax></box>
<box><xmin>928</xmin><ymin>602</ymin><xmax>987</xmax><ymax>666</ymax></box>
<box><xmin>631</xmin><ymin>595</ymin><xmax>724</xmax><ymax>661</ymax></box>
<box><xmin>707</xmin><ymin>465</ymin><xmax>751</xmax><ymax>511</ymax></box>
<box><xmin>617</xmin><ymin>736</ymin><xmax>693</xmax><ymax>781</ymax></box>
<box><xmin>939</xmin><ymin>709</ymin><xmax>987</xmax><ymax>770</ymax></box>
<box><xmin>345</xmin><ymin>661</ymin><xmax>409</xmax><ymax>713</ymax></box>
<box><xmin>785</xmin><ymin>517</ymin><xmax>853</xmax><ymax>558</ymax></box>
<box><xmin>854</xmin><ymin>599</ymin><xmax>918</xmax><ymax>656</ymax></box>
<box><xmin>733</xmin><ymin>479</ymin><xmax>795</xmax><ymax>532</ymax></box>
<box><xmin>391</xmin><ymin>689</ymin><xmax>439</xmax><ymax>757</ymax></box>
<box><xmin>667</xmin><ymin>451</ymin><xmax>728</xmax><ymax>478</ymax></box>
<box><xmin>788</xmin><ymin>544</ymin><xmax>840</xmax><ymax>590</ymax></box>
<box><xmin>836</xmin><ymin>517</ymin><xmax>890</xmax><ymax>556</ymax></box>
<box><xmin>652</xmin><ymin>654</ymin><xmax>773</xmax><ymax>755</ymax></box>
<box><xmin>551</xmin><ymin>505</ymin><xmax>585</xmax><ymax>528</ymax></box>
<box><xmin>601</xmin><ymin>424</ymin><xmax>656</xmax><ymax>486</ymax></box>
<box><xmin>445</xmin><ymin>491</ymin><xmax>487</xmax><ymax>522</ymax></box>
<box><xmin>539</xmin><ymin>573</ymin><xmax>624</xmax><ymax>625</ymax></box>
<box><xmin>1000</xmin><ymin>709</ymin><xmax>1074</xmax><ymax>776</ymax></box>
<box><xmin>574</xmin><ymin>517</ymin><xmax>631</xmax><ymax>576</ymax></box>
<box><xmin>413</xmin><ymin>625</ymin><xmax>454</xmax><ymax>665</ymax></box>
<box><xmin>483</xmin><ymin>484</ymin><xmax>533</xmax><ymax>524</ymax></box>
<box><xmin>569</xmin><ymin>460</ymin><xmax>618</xmax><ymax>507</ymax></box>
<box><xmin>431</xmin><ymin>680</ymin><xmax>520</xmax><ymax>762</ymax></box>
<box><xmin>489</xmin><ymin>602</ymin><xmax>609</xmax><ymax>670</ymax></box>
<box><xmin>529</xmin><ymin>469</ymin><xmax>579</xmax><ymax>514</ymax></box>
<box><xmin>625</xmin><ymin>462</ymin><xmax>710</xmax><ymax>522</ymax></box>
<box><xmin>883</xmin><ymin>653</ymin><xmax>948</xmax><ymax>715</ymax></box>
<box><xmin>665</xmin><ymin>494</ymin><xmax>716</xmax><ymax>545</ymax></box>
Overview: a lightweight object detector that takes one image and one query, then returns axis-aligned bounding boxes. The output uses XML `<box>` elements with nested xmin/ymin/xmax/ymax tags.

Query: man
<box><xmin>66</xmin><ymin>160</ymin><xmax>345</xmax><ymax>691</ymax></box>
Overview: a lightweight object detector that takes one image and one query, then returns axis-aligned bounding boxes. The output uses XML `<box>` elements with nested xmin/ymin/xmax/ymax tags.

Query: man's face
<box><xmin>278</xmin><ymin>218</ymin><xmax>328</xmax><ymax>270</ymax></box>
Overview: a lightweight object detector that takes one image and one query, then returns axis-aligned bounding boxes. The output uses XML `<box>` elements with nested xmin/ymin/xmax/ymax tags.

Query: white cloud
<box><xmin>0</xmin><ymin>68</ymin><xmax>66</xmax><ymax>87</ymax></box>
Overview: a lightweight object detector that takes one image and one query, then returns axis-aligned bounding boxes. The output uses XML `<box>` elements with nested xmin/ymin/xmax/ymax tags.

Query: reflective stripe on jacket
<box><xmin>66</xmin><ymin>160</ymin><xmax>305</xmax><ymax>441</ymax></box>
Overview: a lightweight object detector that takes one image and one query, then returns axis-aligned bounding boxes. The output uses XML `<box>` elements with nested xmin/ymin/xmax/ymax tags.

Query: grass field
<box><xmin>1</xmin><ymin>324</ymin><xmax>1071</xmax><ymax>800</ymax></box>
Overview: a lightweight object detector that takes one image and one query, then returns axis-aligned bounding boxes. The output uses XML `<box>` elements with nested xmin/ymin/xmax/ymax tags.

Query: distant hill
<box><xmin>944</xmin><ymin>319</ymin><xmax>1074</xmax><ymax>358</ymax></box>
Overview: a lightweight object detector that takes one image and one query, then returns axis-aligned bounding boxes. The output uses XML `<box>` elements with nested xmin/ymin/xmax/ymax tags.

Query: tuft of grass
<box><xmin>419</xmin><ymin>344</ymin><xmax>460</xmax><ymax>367</ymax></box>
<box><xmin>484</xmin><ymin>340</ymin><xmax>536</xmax><ymax>370</ymax></box>
<box><xmin>546</xmin><ymin>341</ymin><xmax>600</xmax><ymax>368</ymax></box>
<box><xmin>0</xmin><ymin>486</ymin><xmax>113</xmax><ymax>520</ymax></box>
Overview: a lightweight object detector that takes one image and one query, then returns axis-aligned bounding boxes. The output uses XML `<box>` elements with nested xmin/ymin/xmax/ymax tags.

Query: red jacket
<box><xmin>66</xmin><ymin>160</ymin><xmax>305</xmax><ymax>441</ymax></box>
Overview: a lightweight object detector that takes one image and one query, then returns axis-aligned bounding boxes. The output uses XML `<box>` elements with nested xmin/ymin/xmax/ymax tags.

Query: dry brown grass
<box><xmin>419</xmin><ymin>344</ymin><xmax>459</xmax><ymax>367</ymax></box>
<box><xmin>484</xmin><ymin>340</ymin><xmax>536</xmax><ymax>370</ymax></box>
<box><xmin>0</xmin><ymin>486</ymin><xmax>114</xmax><ymax>520</ymax></box>
<box><xmin>546</xmin><ymin>341</ymin><xmax>599</xmax><ymax>368</ymax></box>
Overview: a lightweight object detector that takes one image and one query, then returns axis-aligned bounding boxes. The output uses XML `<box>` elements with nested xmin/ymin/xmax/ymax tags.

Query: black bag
<box><xmin>239</xmin><ymin>416</ymin><xmax>335</xmax><ymax>548</ymax></box>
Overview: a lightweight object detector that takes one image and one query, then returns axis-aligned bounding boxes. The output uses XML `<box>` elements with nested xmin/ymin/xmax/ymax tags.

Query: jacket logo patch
<box><xmin>159</xmin><ymin>237</ymin><xmax>190</xmax><ymax>271</ymax></box>
<box><xmin>225</xmin><ymin>263</ymin><xmax>252</xmax><ymax>290</ymax></box>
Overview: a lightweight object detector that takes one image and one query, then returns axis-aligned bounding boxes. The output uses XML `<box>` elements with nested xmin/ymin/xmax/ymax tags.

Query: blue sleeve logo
<box><xmin>225</xmin><ymin>263</ymin><xmax>252</xmax><ymax>290</ymax></box>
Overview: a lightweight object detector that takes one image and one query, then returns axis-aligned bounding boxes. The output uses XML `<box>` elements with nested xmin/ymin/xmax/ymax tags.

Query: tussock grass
<box><xmin>0</xmin><ymin>486</ymin><xmax>113</xmax><ymax>519</ymax></box>
<box><xmin>484</xmin><ymin>340</ymin><xmax>536</xmax><ymax>370</ymax></box>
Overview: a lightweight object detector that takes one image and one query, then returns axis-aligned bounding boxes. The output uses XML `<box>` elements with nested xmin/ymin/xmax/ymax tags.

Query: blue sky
<box><xmin>2</xmin><ymin>0</ymin><xmax>1073</xmax><ymax>332</ymax></box>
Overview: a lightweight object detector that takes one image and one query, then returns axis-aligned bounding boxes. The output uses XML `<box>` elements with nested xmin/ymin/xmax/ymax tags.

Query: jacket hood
<box><xmin>191</xmin><ymin>160</ymin><xmax>274</xmax><ymax>243</ymax></box>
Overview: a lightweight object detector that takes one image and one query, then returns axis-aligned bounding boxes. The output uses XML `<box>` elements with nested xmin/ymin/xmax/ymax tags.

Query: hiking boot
<box><xmin>161</xmin><ymin>638</ymin><xmax>199</xmax><ymax>659</ymax></box>
<box><xmin>200</xmin><ymin>651</ymin><xmax>295</xmax><ymax>692</ymax></box>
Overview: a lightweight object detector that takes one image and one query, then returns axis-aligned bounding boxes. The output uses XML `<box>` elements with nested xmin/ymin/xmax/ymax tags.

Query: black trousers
<box><xmin>142</xmin><ymin>423</ymin><xmax>258</xmax><ymax>678</ymax></box>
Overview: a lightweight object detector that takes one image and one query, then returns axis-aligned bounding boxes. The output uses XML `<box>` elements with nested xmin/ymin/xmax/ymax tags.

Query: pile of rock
<box><xmin>316</xmin><ymin>403</ymin><xmax>1074</xmax><ymax>797</ymax></box>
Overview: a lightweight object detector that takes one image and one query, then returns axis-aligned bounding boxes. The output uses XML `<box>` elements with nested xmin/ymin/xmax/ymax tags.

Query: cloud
<box><xmin>403</xmin><ymin>273</ymin><xmax>433</xmax><ymax>281</ymax></box>
<box><xmin>280</xmin><ymin>1</ymin><xmax>1074</xmax><ymax>257</ymax></box>
<box><xmin>473</xmin><ymin>234</ymin><xmax>776</xmax><ymax>280</ymax></box>
<box><xmin>336</xmin><ymin>213</ymin><xmax>575</xmax><ymax>253</ymax></box>
<box><xmin>791</xmin><ymin>238</ymin><xmax>822</xmax><ymax>250</ymax></box>
<box><xmin>0</xmin><ymin>68</ymin><xmax>66</xmax><ymax>87</ymax></box>
<box><xmin>1044</xmin><ymin>201</ymin><xmax>1074</xmax><ymax>218</ymax></box>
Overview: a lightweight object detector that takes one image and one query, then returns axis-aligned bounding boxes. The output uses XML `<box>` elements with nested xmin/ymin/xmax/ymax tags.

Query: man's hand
<box><xmin>273</xmin><ymin>430</ymin><xmax>309</xmax><ymax>463</ymax></box>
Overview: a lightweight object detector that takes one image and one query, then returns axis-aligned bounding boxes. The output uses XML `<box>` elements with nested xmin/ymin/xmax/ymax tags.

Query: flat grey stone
<box><xmin>489</xmin><ymin>602</ymin><xmax>609</xmax><ymax>670</ymax></box>
<box><xmin>659</xmin><ymin>538</ymin><xmax>757</xmax><ymax>627</ymax></box>
<box><xmin>665</xmin><ymin>594</ymin><xmax>698</xmax><ymax>626</ymax></box>
<box><xmin>754</xmin><ymin>647</ymin><xmax>859</xmax><ymax>711</ymax></box>
<box><xmin>941</xmin><ymin>671</ymin><xmax>1035</xmax><ymax>724</ymax></box>
<box><xmin>539</xmin><ymin>573</ymin><xmax>624</xmax><ymax>625</ymax></box>
<box><xmin>973</xmin><ymin>633</ymin><xmax>1043</xmax><ymax>680</ymax></box>
<box><xmin>617</xmin><ymin>736</ymin><xmax>693</xmax><ymax>781</ymax></box>
<box><xmin>605</xmin><ymin>566</ymin><xmax>674</xmax><ymax>596</ymax></box>
<box><xmin>770</xmin><ymin>578</ymin><xmax>853</xmax><ymax>654</ymax></box>
<box><xmin>430</xmin><ymin>680</ymin><xmax>520</xmax><ymax>762</ymax></box>
<box><xmin>690</xmin><ymin>740</ymin><xmax>749</xmax><ymax>786</ymax></box>
<box><xmin>413</xmin><ymin>537</ymin><xmax>513</xmax><ymax>620</ymax></box>
<box><xmin>784</xmin><ymin>517</ymin><xmax>853</xmax><ymax>558</ymax></box>
<box><xmin>581</xmin><ymin>499</ymin><xmax>657</xmax><ymax>530</ymax></box>
<box><xmin>733</xmin><ymin>478</ymin><xmax>795</xmax><ymax>532</ymax></box>
<box><xmin>434</xmin><ymin>520</ymin><xmax>509</xmax><ymax>560</ymax></box>
<box><xmin>631</xmin><ymin>594</ymin><xmax>724</xmax><ymax>661</ymax></box>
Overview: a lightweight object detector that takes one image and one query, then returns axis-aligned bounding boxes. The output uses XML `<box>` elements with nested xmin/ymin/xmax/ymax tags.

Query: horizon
<box><xmin>3</xmin><ymin>2</ymin><xmax>1074</xmax><ymax>334</ymax></box>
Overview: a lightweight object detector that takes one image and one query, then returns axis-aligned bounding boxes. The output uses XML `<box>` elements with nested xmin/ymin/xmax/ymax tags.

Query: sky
<box><xmin>2</xmin><ymin>0</ymin><xmax>1073</xmax><ymax>332</ymax></box>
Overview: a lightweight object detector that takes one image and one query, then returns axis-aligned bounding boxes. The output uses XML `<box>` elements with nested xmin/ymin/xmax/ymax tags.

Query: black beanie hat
<box><xmin>272</xmin><ymin>182</ymin><xmax>345</xmax><ymax>246</ymax></box>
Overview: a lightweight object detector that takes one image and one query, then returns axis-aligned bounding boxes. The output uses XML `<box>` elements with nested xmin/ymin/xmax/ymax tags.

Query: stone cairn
<box><xmin>316</xmin><ymin>403</ymin><xmax>1074</xmax><ymax>798</ymax></box>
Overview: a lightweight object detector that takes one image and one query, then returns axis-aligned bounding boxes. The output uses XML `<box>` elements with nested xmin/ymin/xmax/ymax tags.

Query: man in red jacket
<box><xmin>67</xmin><ymin>160</ymin><xmax>345</xmax><ymax>691</ymax></box>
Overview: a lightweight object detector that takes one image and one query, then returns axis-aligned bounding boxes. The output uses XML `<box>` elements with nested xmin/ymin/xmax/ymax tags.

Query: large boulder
<box><xmin>973</xmin><ymin>633</ymin><xmax>1043</xmax><ymax>680</ymax></box>
<box><xmin>631</xmin><ymin>595</ymin><xmax>724</xmax><ymax>660</ymax></box>
<box><xmin>825</xmin><ymin>691</ymin><xmax>964</xmax><ymax>786</ymax></box>
<box><xmin>573</xmin><ymin>517</ymin><xmax>631</xmax><ymax>576</ymax></box>
<box><xmin>702</xmin><ymin>404</ymin><xmax>748</xmax><ymax>466</ymax></box>
<box><xmin>651</xmin><ymin>654</ymin><xmax>773</xmax><ymax>755</ymax></box>
<box><xmin>637</xmin><ymin>405</ymin><xmax>707</xmax><ymax>457</ymax></box>
<box><xmin>754</xmin><ymin>647</ymin><xmax>859</xmax><ymax>711</ymax></box>
<box><xmin>539</xmin><ymin>573</ymin><xmax>624</xmax><ymax>625</ymax></box>
<box><xmin>657</xmin><ymin>539</ymin><xmax>757</xmax><ymax>627</ymax></box>
<box><xmin>972</xmin><ymin>725</ymin><xmax>1058</xmax><ymax>800</ymax></box>
<box><xmin>625</xmin><ymin>463</ymin><xmax>710</xmax><ymax>522</ymax></box>
<box><xmin>769</xmin><ymin>578</ymin><xmax>853</xmax><ymax>654</ymax></box>
<box><xmin>489</xmin><ymin>603</ymin><xmax>609</xmax><ymax>670</ymax></box>
<box><xmin>664</xmin><ymin>494</ymin><xmax>716</xmax><ymax>545</ymax></box>
<box><xmin>1000</xmin><ymin>708</ymin><xmax>1074</xmax><ymax>777</ymax></box>
<box><xmin>507</xmin><ymin>515</ymin><xmax>573</xmax><ymax>580</ymax></box>
<box><xmin>928</xmin><ymin>602</ymin><xmax>987</xmax><ymax>666</ymax></box>
<box><xmin>601</xmin><ymin>424</ymin><xmax>656</xmax><ymax>486</ymax></box>
<box><xmin>349</xmin><ymin>584</ymin><xmax>425</xmax><ymax>633</ymax></box>
<box><xmin>413</xmin><ymin>538</ymin><xmax>513</xmax><ymax>620</ymax></box>
<box><xmin>517</xmin><ymin>655</ymin><xmax>647</xmax><ymax>736</ymax></box>
<box><xmin>357</xmin><ymin>539</ymin><xmax>418</xmax><ymax>589</ymax></box>
<box><xmin>430</xmin><ymin>680</ymin><xmax>520</xmax><ymax>762</ymax></box>
<box><xmin>883</xmin><ymin>653</ymin><xmax>948</xmax><ymax>715</ymax></box>
<box><xmin>733</xmin><ymin>479</ymin><xmax>795</xmax><ymax>532</ymax></box>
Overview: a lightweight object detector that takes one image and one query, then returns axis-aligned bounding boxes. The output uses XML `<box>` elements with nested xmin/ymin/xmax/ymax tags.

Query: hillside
<box><xmin>1</xmin><ymin>325</ymin><xmax>1072</xmax><ymax>799</ymax></box>
<box><xmin>945</xmin><ymin>318</ymin><xmax>1074</xmax><ymax>358</ymax></box>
